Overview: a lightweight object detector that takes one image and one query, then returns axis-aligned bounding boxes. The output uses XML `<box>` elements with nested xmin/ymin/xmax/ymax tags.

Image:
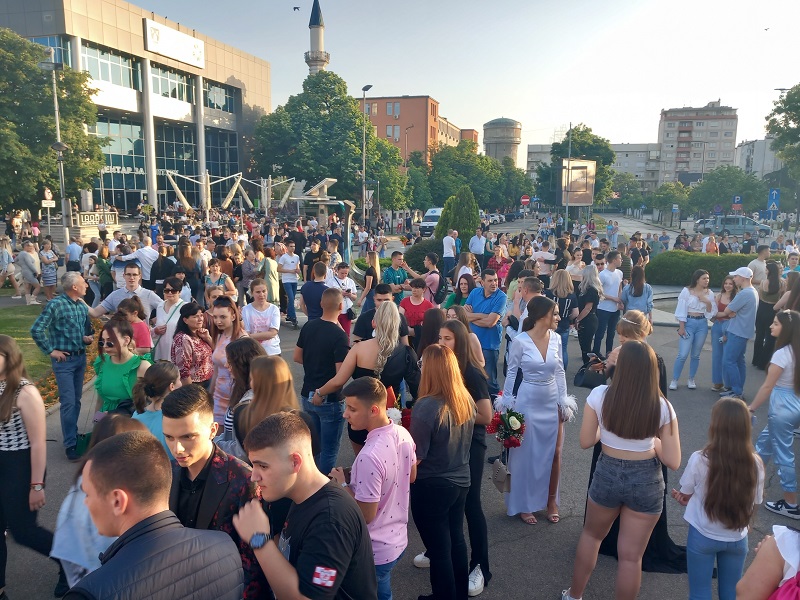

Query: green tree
<box><xmin>251</xmin><ymin>70</ymin><xmax>405</xmax><ymax>207</ymax></box>
<box><xmin>0</xmin><ymin>29</ymin><xmax>105</xmax><ymax>213</ymax></box>
<box><xmin>651</xmin><ymin>182</ymin><xmax>689</xmax><ymax>212</ymax></box>
<box><xmin>406</xmin><ymin>166</ymin><xmax>433</xmax><ymax>211</ymax></box>
<box><xmin>434</xmin><ymin>186</ymin><xmax>480</xmax><ymax>239</ymax></box>
<box><xmin>766</xmin><ymin>85</ymin><xmax>800</xmax><ymax>181</ymax></box>
<box><xmin>500</xmin><ymin>156</ymin><xmax>535</xmax><ymax>209</ymax></box>
<box><xmin>533</xmin><ymin>124</ymin><xmax>616</xmax><ymax>209</ymax></box>
<box><xmin>428</xmin><ymin>141</ymin><xmax>504</xmax><ymax>209</ymax></box>
<box><xmin>611</xmin><ymin>172</ymin><xmax>642</xmax><ymax>210</ymax></box>
<box><xmin>688</xmin><ymin>165</ymin><xmax>768</xmax><ymax>214</ymax></box>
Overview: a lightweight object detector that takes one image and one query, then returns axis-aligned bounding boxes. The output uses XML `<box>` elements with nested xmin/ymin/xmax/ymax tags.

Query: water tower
<box><xmin>483</xmin><ymin>118</ymin><xmax>522</xmax><ymax>165</ymax></box>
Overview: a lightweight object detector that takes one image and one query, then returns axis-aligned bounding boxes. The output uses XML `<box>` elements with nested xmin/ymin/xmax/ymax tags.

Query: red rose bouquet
<box><xmin>486</xmin><ymin>407</ymin><xmax>525</xmax><ymax>448</ymax></box>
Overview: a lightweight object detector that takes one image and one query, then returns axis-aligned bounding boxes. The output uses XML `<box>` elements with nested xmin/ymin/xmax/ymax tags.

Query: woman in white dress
<box><xmin>501</xmin><ymin>295</ymin><xmax>567</xmax><ymax>524</ymax></box>
<box><xmin>150</xmin><ymin>276</ymin><xmax>186</xmax><ymax>361</ymax></box>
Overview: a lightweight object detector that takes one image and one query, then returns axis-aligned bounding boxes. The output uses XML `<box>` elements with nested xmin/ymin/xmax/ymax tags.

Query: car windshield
<box><xmin>424</xmin><ymin>215</ymin><xmax>440</xmax><ymax>223</ymax></box>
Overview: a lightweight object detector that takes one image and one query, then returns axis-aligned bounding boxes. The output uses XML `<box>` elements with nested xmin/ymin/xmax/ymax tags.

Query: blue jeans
<box><xmin>52</xmin><ymin>354</ymin><xmax>87</xmax><ymax>449</ymax></box>
<box><xmin>301</xmin><ymin>395</ymin><xmax>344</xmax><ymax>475</ymax></box>
<box><xmin>362</xmin><ymin>289</ymin><xmax>375</xmax><ymax>314</ymax></box>
<box><xmin>687</xmin><ymin>525</ymin><xmax>748</xmax><ymax>600</ymax></box>
<box><xmin>89</xmin><ymin>280</ymin><xmax>102</xmax><ymax>308</ymax></box>
<box><xmin>375</xmin><ymin>553</ymin><xmax>402</xmax><ymax>600</ymax></box>
<box><xmin>482</xmin><ymin>348</ymin><xmax>500</xmax><ymax>396</ymax></box>
<box><xmin>558</xmin><ymin>329</ymin><xmax>570</xmax><ymax>371</ymax></box>
<box><xmin>710</xmin><ymin>320</ymin><xmax>729</xmax><ymax>386</ymax></box>
<box><xmin>593</xmin><ymin>309</ymin><xmax>620</xmax><ymax>356</ymax></box>
<box><xmin>755</xmin><ymin>387</ymin><xmax>800</xmax><ymax>493</ymax></box>
<box><xmin>672</xmin><ymin>318</ymin><xmax>709</xmax><ymax>381</ymax></box>
<box><xmin>443</xmin><ymin>256</ymin><xmax>455</xmax><ymax>280</ymax></box>
<box><xmin>284</xmin><ymin>281</ymin><xmax>298</xmax><ymax>322</ymax></box>
<box><xmin>722</xmin><ymin>332</ymin><xmax>748</xmax><ymax>396</ymax></box>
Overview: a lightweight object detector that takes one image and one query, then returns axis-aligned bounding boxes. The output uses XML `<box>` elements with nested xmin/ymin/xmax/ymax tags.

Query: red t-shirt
<box><xmin>400</xmin><ymin>297</ymin><xmax>435</xmax><ymax>327</ymax></box>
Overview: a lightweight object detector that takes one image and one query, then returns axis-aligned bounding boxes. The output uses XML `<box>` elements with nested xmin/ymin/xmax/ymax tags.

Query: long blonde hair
<box><xmin>549</xmin><ymin>269</ymin><xmax>574</xmax><ymax>298</ymax></box>
<box><xmin>0</xmin><ymin>336</ymin><xmax>27</xmax><ymax>423</ymax></box>
<box><xmin>374</xmin><ymin>300</ymin><xmax>400</xmax><ymax>376</ymax></box>
<box><xmin>418</xmin><ymin>344</ymin><xmax>475</xmax><ymax>426</ymax></box>
<box><xmin>241</xmin><ymin>356</ymin><xmax>299</xmax><ymax>436</ymax></box>
<box><xmin>366</xmin><ymin>251</ymin><xmax>381</xmax><ymax>283</ymax></box>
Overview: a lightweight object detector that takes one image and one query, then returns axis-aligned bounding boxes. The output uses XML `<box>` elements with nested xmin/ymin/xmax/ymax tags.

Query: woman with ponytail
<box><xmin>131</xmin><ymin>362</ymin><xmax>181</xmax><ymax>456</ymax></box>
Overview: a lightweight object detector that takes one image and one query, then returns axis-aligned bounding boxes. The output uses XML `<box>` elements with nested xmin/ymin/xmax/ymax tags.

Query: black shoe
<box><xmin>65</xmin><ymin>446</ymin><xmax>80</xmax><ymax>461</ymax></box>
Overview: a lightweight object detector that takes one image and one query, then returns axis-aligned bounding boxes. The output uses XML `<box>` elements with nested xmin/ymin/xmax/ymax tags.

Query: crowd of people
<box><xmin>2</xmin><ymin>208</ymin><xmax>800</xmax><ymax>600</ymax></box>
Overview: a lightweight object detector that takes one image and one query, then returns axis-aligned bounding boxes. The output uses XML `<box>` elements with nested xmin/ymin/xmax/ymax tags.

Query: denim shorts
<box><xmin>589</xmin><ymin>453</ymin><xmax>664</xmax><ymax>514</ymax></box>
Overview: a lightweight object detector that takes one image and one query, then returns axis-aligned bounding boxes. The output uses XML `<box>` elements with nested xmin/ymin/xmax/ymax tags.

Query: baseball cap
<box><xmin>729</xmin><ymin>267</ymin><xmax>753</xmax><ymax>278</ymax></box>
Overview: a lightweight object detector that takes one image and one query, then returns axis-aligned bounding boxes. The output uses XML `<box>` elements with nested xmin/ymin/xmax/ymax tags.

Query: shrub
<box><xmin>402</xmin><ymin>238</ymin><xmax>441</xmax><ymax>273</ymax></box>
<box><xmin>434</xmin><ymin>186</ymin><xmax>480</xmax><ymax>240</ymax></box>
<box><xmin>647</xmin><ymin>251</ymin><xmax>785</xmax><ymax>287</ymax></box>
<box><xmin>353</xmin><ymin>258</ymin><xmax>392</xmax><ymax>271</ymax></box>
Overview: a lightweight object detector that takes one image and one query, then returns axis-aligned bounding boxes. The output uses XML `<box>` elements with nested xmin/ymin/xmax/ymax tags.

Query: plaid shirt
<box><xmin>31</xmin><ymin>293</ymin><xmax>90</xmax><ymax>355</ymax></box>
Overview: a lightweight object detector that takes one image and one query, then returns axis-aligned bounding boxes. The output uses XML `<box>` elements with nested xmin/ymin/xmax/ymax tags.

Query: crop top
<box><xmin>586</xmin><ymin>384</ymin><xmax>675</xmax><ymax>452</ymax></box>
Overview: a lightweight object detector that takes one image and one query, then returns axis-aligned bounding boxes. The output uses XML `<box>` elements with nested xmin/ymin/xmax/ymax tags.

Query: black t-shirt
<box><xmin>303</xmin><ymin>250</ymin><xmax>322</xmax><ymax>281</ymax></box>
<box><xmin>743</xmin><ymin>239</ymin><xmax>754</xmax><ymax>254</ymax></box>
<box><xmin>297</xmin><ymin>319</ymin><xmax>350</xmax><ymax>396</ymax></box>
<box><xmin>545</xmin><ymin>290</ymin><xmax>579</xmax><ymax>333</ymax></box>
<box><xmin>578</xmin><ymin>286</ymin><xmax>600</xmax><ymax>314</ymax></box>
<box><xmin>364</xmin><ymin>267</ymin><xmax>378</xmax><ymax>292</ymax></box>
<box><xmin>300</xmin><ymin>281</ymin><xmax>328</xmax><ymax>321</ymax></box>
<box><xmin>581</xmin><ymin>248</ymin><xmax>593</xmax><ymax>265</ymax></box>
<box><xmin>277</xmin><ymin>481</ymin><xmax>377</xmax><ymax>599</ymax></box>
<box><xmin>463</xmin><ymin>364</ymin><xmax>489</xmax><ymax>444</ymax></box>
<box><xmin>352</xmin><ymin>309</ymin><xmax>409</xmax><ymax>340</ymax></box>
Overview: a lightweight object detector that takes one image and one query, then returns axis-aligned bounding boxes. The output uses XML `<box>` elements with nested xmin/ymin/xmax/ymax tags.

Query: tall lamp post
<box><xmin>361</xmin><ymin>84</ymin><xmax>372</xmax><ymax>226</ymax></box>
<box><xmin>38</xmin><ymin>48</ymin><xmax>70</xmax><ymax>242</ymax></box>
<box><xmin>405</xmin><ymin>124</ymin><xmax>414</xmax><ymax>167</ymax></box>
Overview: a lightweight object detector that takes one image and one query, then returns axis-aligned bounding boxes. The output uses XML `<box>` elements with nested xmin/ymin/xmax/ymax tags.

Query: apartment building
<box><xmin>610</xmin><ymin>143</ymin><xmax>662</xmax><ymax>193</ymax></box>
<box><xmin>735</xmin><ymin>137</ymin><xmax>783</xmax><ymax>179</ymax></box>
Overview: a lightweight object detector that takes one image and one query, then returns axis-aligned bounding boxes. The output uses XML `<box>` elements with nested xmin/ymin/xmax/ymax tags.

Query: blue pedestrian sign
<box><xmin>769</xmin><ymin>188</ymin><xmax>781</xmax><ymax>212</ymax></box>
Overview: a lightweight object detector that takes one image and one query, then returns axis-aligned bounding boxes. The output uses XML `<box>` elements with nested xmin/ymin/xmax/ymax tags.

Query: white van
<box><xmin>419</xmin><ymin>208</ymin><xmax>443</xmax><ymax>238</ymax></box>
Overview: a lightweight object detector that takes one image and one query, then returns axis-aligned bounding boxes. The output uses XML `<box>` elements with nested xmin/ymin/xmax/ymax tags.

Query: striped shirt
<box><xmin>30</xmin><ymin>293</ymin><xmax>89</xmax><ymax>355</ymax></box>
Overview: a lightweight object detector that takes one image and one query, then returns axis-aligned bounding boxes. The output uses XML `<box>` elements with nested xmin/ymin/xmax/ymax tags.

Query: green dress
<box><xmin>442</xmin><ymin>293</ymin><xmax>467</xmax><ymax>309</ymax></box>
<box><xmin>93</xmin><ymin>354</ymin><xmax>144</xmax><ymax>412</ymax></box>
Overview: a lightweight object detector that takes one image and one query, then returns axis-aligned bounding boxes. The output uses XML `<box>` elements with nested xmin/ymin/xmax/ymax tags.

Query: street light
<box><xmin>405</xmin><ymin>124</ymin><xmax>414</xmax><ymax>167</ymax></box>
<box><xmin>361</xmin><ymin>84</ymin><xmax>372</xmax><ymax>226</ymax></box>
<box><xmin>38</xmin><ymin>48</ymin><xmax>70</xmax><ymax>242</ymax></box>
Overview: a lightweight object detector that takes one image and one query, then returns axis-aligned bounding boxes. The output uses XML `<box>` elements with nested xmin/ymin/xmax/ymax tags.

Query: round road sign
<box><xmin>520</xmin><ymin>195</ymin><xmax>530</xmax><ymax>205</ymax></box>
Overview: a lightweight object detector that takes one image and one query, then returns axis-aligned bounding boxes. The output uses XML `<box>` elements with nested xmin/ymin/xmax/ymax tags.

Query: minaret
<box><xmin>305</xmin><ymin>0</ymin><xmax>330</xmax><ymax>75</ymax></box>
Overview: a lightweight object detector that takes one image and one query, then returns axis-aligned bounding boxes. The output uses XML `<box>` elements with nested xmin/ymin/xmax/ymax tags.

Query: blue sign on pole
<box><xmin>768</xmin><ymin>188</ymin><xmax>781</xmax><ymax>220</ymax></box>
<box><xmin>713</xmin><ymin>204</ymin><xmax>722</xmax><ymax>214</ymax></box>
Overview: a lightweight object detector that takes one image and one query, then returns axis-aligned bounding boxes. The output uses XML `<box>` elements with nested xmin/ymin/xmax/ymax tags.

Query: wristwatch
<box><xmin>30</xmin><ymin>483</ymin><xmax>45</xmax><ymax>491</ymax></box>
<box><xmin>249</xmin><ymin>532</ymin><xmax>268</xmax><ymax>549</ymax></box>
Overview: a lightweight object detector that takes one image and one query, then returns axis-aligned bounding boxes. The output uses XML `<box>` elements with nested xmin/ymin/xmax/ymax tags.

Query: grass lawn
<box><xmin>0</xmin><ymin>303</ymin><xmax>50</xmax><ymax>381</ymax></box>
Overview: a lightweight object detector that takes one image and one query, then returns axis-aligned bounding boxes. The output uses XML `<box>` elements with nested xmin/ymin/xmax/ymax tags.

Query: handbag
<box><xmin>346</xmin><ymin>307</ymin><xmax>357</xmax><ymax>321</ymax></box>
<box><xmin>573</xmin><ymin>362</ymin><xmax>607</xmax><ymax>389</ymax></box>
<box><xmin>491</xmin><ymin>450</ymin><xmax>511</xmax><ymax>493</ymax></box>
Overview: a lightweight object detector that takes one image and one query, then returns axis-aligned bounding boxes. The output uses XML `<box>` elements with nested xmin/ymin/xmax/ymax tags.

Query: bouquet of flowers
<box><xmin>486</xmin><ymin>407</ymin><xmax>526</xmax><ymax>448</ymax></box>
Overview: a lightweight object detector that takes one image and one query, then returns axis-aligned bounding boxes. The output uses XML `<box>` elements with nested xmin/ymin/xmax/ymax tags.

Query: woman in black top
<box><xmin>437</xmin><ymin>320</ymin><xmax>493</xmax><ymax>591</ymax></box>
<box><xmin>576</xmin><ymin>264</ymin><xmax>603</xmax><ymax>363</ymax></box>
<box><xmin>358</xmin><ymin>251</ymin><xmax>380</xmax><ymax>313</ymax></box>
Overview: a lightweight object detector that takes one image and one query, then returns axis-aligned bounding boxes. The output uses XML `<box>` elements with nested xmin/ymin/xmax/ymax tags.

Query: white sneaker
<box><xmin>687</xmin><ymin>379</ymin><xmax>697</xmax><ymax>389</ymax></box>
<box><xmin>413</xmin><ymin>552</ymin><xmax>430</xmax><ymax>568</ymax></box>
<box><xmin>11</xmin><ymin>295</ymin><xmax>21</xmax><ymax>299</ymax></box>
<box><xmin>468</xmin><ymin>565</ymin><xmax>485</xmax><ymax>596</ymax></box>
<box><xmin>668</xmin><ymin>380</ymin><xmax>678</xmax><ymax>391</ymax></box>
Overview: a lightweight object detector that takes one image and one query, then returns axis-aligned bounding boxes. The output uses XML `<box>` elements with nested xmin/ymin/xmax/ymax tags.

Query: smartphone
<box><xmin>309</xmin><ymin>391</ymin><xmax>316</xmax><ymax>403</ymax></box>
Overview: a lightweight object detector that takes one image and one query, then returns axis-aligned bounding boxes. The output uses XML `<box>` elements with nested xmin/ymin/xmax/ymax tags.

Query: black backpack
<box><xmin>430</xmin><ymin>270</ymin><xmax>449</xmax><ymax>305</ymax></box>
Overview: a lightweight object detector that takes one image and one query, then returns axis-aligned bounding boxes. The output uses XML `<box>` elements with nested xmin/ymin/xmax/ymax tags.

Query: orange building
<box><xmin>360</xmin><ymin>95</ymin><xmax>476</xmax><ymax>163</ymax></box>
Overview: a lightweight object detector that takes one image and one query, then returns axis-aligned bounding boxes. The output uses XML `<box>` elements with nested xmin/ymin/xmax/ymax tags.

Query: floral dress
<box><xmin>40</xmin><ymin>250</ymin><xmax>58</xmax><ymax>286</ymax></box>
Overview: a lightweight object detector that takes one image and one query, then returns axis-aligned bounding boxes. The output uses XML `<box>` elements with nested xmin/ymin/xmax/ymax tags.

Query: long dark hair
<box><xmin>786</xmin><ymin>276</ymin><xmax>800</xmax><ymax>312</ymax></box>
<box><xmin>226</xmin><ymin>337</ymin><xmax>266</xmax><ymax>410</ymax></box>
<box><xmin>689</xmin><ymin>269</ymin><xmax>708</xmax><ymax>289</ymax></box>
<box><xmin>630</xmin><ymin>265</ymin><xmax>645</xmax><ymax>297</ymax></box>
<box><xmin>454</xmin><ymin>273</ymin><xmax>476</xmax><ymax>304</ymax></box>
<box><xmin>440</xmin><ymin>319</ymin><xmax>486</xmax><ymax>377</ymax></box>
<box><xmin>766</xmin><ymin>261</ymin><xmax>781</xmax><ymax>295</ymax></box>
<box><xmin>416</xmin><ymin>308</ymin><xmax>446</xmax><ymax>357</ymax></box>
<box><xmin>504</xmin><ymin>261</ymin><xmax>525</xmax><ymax>289</ymax></box>
<box><xmin>703</xmin><ymin>397</ymin><xmax>761</xmax><ymax>530</ymax></box>
<box><xmin>774</xmin><ymin>310</ymin><xmax>800</xmax><ymax>394</ymax></box>
<box><xmin>522</xmin><ymin>296</ymin><xmax>556</xmax><ymax>332</ymax></box>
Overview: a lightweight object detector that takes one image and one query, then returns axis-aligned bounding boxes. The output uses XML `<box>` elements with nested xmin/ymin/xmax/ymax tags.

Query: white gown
<box><xmin>501</xmin><ymin>330</ymin><xmax>567</xmax><ymax>515</ymax></box>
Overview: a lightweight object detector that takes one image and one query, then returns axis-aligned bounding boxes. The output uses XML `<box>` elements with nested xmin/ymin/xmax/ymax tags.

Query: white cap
<box><xmin>729</xmin><ymin>267</ymin><xmax>754</xmax><ymax>278</ymax></box>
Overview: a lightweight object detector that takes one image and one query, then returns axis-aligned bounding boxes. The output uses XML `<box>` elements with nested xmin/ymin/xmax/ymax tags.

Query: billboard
<box><xmin>561</xmin><ymin>158</ymin><xmax>596</xmax><ymax>206</ymax></box>
<box><xmin>144</xmin><ymin>19</ymin><xmax>205</xmax><ymax>68</ymax></box>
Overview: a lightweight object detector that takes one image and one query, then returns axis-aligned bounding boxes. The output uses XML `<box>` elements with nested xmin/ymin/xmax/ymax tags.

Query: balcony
<box><xmin>304</xmin><ymin>50</ymin><xmax>330</xmax><ymax>63</ymax></box>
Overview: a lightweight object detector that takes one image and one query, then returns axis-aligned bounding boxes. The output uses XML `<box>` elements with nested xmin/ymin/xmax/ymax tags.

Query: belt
<box><xmin>522</xmin><ymin>377</ymin><xmax>555</xmax><ymax>384</ymax></box>
<box><xmin>56</xmin><ymin>348</ymin><xmax>86</xmax><ymax>355</ymax></box>
<box><xmin>686</xmin><ymin>315</ymin><xmax>706</xmax><ymax>319</ymax></box>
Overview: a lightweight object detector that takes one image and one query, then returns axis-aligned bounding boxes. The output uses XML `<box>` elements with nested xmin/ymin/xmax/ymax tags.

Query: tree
<box><xmin>766</xmin><ymin>85</ymin><xmax>800</xmax><ymax>181</ymax></box>
<box><xmin>0</xmin><ymin>29</ymin><xmax>105</xmax><ymax>213</ymax></box>
<box><xmin>500</xmin><ymin>156</ymin><xmax>535</xmax><ymax>209</ymax></box>
<box><xmin>650</xmin><ymin>182</ymin><xmax>689</xmax><ymax>212</ymax></box>
<box><xmin>405</xmin><ymin>166</ymin><xmax>433</xmax><ymax>211</ymax></box>
<box><xmin>428</xmin><ymin>141</ymin><xmax>504</xmax><ymax>209</ymax></box>
<box><xmin>533</xmin><ymin>124</ymin><xmax>616</xmax><ymax>209</ymax></box>
<box><xmin>610</xmin><ymin>172</ymin><xmax>642</xmax><ymax>210</ymax></box>
<box><xmin>434</xmin><ymin>186</ymin><xmax>480</xmax><ymax>239</ymax></box>
<box><xmin>251</xmin><ymin>70</ymin><xmax>405</xmax><ymax>207</ymax></box>
<box><xmin>688</xmin><ymin>165</ymin><xmax>768</xmax><ymax>214</ymax></box>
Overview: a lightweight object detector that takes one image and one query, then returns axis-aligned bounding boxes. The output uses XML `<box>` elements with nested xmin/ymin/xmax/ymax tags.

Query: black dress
<box><xmin>585</xmin><ymin>353</ymin><xmax>687</xmax><ymax>574</ymax></box>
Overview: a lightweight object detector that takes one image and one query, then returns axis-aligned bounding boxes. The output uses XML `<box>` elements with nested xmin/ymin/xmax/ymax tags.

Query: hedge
<box><xmin>353</xmin><ymin>257</ymin><xmax>392</xmax><ymax>271</ymax></box>
<box><xmin>402</xmin><ymin>238</ymin><xmax>441</xmax><ymax>273</ymax></box>
<box><xmin>646</xmin><ymin>250</ymin><xmax>786</xmax><ymax>287</ymax></box>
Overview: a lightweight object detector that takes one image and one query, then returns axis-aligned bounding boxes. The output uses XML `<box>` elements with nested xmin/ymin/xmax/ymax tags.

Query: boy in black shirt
<box><xmin>233</xmin><ymin>412</ymin><xmax>377</xmax><ymax>600</ymax></box>
<box><xmin>352</xmin><ymin>284</ymin><xmax>410</xmax><ymax>345</ymax></box>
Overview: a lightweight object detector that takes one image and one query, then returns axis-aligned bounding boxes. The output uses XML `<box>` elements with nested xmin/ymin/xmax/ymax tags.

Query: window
<box><xmin>691</xmin><ymin>162</ymin><xmax>701</xmax><ymax>169</ymax></box>
<box><xmin>709</xmin><ymin>142</ymin><xmax>717</xmax><ymax>148</ymax></box>
<box><xmin>394</xmin><ymin>102</ymin><xmax>400</xmax><ymax>116</ymax></box>
<box><xmin>155</xmin><ymin>124</ymin><xmax>199</xmax><ymax>205</ymax></box>
<box><xmin>709</xmin><ymin>121</ymin><xmax>720</xmax><ymax>127</ymax></box>
<box><xmin>709</xmin><ymin>131</ymin><xmax>719</xmax><ymax>137</ymax></box>
<box><xmin>636</xmin><ymin>162</ymin><xmax>645</xmax><ymax>167</ymax></box>
<box><xmin>203</xmin><ymin>81</ymin><xmax>236</xmax><ymax>112</ymax></box>
<box><xmin>88</xmin><ymin>115</ymin><xmax>146</xmax><ymax>207</ymax></box>
<box><xmin>386</xmin><ymin>125</ymin><xmax>392</xmax><ymax>137</ymax></box>
<box><xmin>205</xmin><ymin>128</ymin><xmax>239</xmax><ymax>199</ymax></box>
<box><xmin>29</xmin><ymin>36</ymin><xmax>72</xmax><ymax>67</ymax></box>
<box><xmin>724</xmin><ymin>120</ymin><xmax>735</xmax><ymax>127</ymax></box>
<box><xmin>152</xmin><ymin>65</ymin><xmax>194</xmax><ymax>103</ymax></box>
<box><xmin>695</xmin><ymin>121</ymin><xmax>705</xmax><ymax>127</ymax></box>
<box><xmin>386</xmin><ymin>102</ymin><xmax>393</xmax><ymax>116</ymax></box>
<box><xmin>723</xmin><ymin>131</ymin><xmax>733</xmax><ymax>137</ymax></box>
<box><xmin>722</xmin><ymin>152</ymin><xmax>732</xmax><ymax>158</ymax></box>
<box><xmin>637</xmin><ymin>152</ymin><xmax>646</xmax><ymax>158</ymax></box>
<box><xmin>692</xmin><ymin>153</ymin><xmax>702</xmax><ymax>158</ymax></box>
<box><xmin>364</xmin><ymin>103</ymin><xmax>370</xmax><ymax>115</ymax></box>
<box><xmin>666</xmin><ymin>122</ymin><xmax>676</xmax><ymax>128</ymax></box>
<box><xmin>723</xmin><ymin>142</ymin><xmax>733</xmax><ymax>148</ymax></box>
<box><xmin>692</xmin><ymin>142</ymin><xmax>703</xmax><ymax>148</ymax></box>
<box><xmin>677</xmin><ymin>152</ymin><xmax>689</xmax><ymax>158</ymax></box>
<box><xmin>708</xmin><ymin>152</ymin><xmax>716</xmax><ymax>158</ymax></box>
<box><xmin>393</xmin><ymin>125</ymin><xmax>400</xmax><ymax>139</ymax></box>
<box><xmin>81</xmin><ymin>43</ymin><xmax>140</xmax><ymax>89</ymax></box>
<box><xmin>679</xmin><ymin>132</ymin><xmax>691</xmax><ymax>137</ymax></box>
<box><xmin>665</xmin><ymin>133</ymin><xmax>675</xmax><ymax>138</ymax></box>
<box><xmin>678</xmin><ymin>142</ymin><xmax>690</xmax><ymax>147</ymax></box>
<box><xmin>666</xmin><ymin>152</ymin><xmax>675</xmax><ymax>158</ymax></box>
<box><xmin>693</xmin><ymin>131</ymin><xmax>703</xmax><ymax>138</ymax></box>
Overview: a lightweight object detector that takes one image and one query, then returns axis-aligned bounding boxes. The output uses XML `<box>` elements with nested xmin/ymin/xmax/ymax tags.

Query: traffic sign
<box><xmin>714</xmin><ymin>204</ymin><xmax>722</xmax><ymax>214</ymax></box>
<box><xmin>770</xmin><ymin>188</ymin><xmax>781</xmax><ymax>204</ymax></box>
<box><xmin>44</xmin><ymin>188</ymin><xmax>53</xmax><ymax>201</ymax></box>
<box><xmin>42</xmin><ymin>200</ymin><xmax>56</xmax><ymax>208</ymax></box>
<box><xmin>672</xmin><ymin>204</ymin><xmax>679</xmax><ymax>213</ymax></box>
<box><xmin>732</xmin><ymin>195</ymin><xmax>741</xmax><ymax>204</ymax></box>
<box><xmin>520</xmin><ymin>195</ymin><xmax>530</xmax><ymax>206</ymax></box>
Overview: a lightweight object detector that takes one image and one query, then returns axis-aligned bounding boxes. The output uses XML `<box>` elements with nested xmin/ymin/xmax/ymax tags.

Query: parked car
<box><xmin>488</xmin><ymin>213</ymin><xmax>503</xmax><ymax>224</ymax></box>
<box><xmin>693</xmin><ymin>218</ymin><xmax>715</xmax><ymax>233</ymax></box>
<box><xmin>712</xmin><ymin>215</ymin><xmax>771</xmax><ymax>239</ymax></box>
<box><xmin>505</xmin><ymin>212</ymin><xmax>517</xmax><ymax>222</ymax></box>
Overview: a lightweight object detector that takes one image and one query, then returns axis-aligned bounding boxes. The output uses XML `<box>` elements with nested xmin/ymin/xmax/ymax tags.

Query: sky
<box><xmin>133</xmin><ymin>0</ymin><xmax>800</xmax><ymax>168</ymax></box>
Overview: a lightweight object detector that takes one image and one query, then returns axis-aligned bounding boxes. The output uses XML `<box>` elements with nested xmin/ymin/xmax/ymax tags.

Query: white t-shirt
<box><xmin>241</xmin><ymin>303</ymin><xmax>281</xmax><ymax>355</ymax></box>
<box><xmin>775</xmin><ymin>525</ymin><xmax>800</xmax><ymax>585</ymax></box>
<box><xmin>326</xmin><ymin>275</ymin><xmax>356</xmax><ymax>313</ymax></box>
<box><xmin>679</xmin><ymin>450</ymin><xmax>764</xmax><ymax>542</ymax></box>
<box><xmin>442</xmin><ymin>235</ymin><xmax>456</xmax><ymax>258</ymax></box>
<box><xmin>771</xmin><ymin>346</ymin><xmax>796</xmax><ymax>389</ymax></box>
<box><xmin>748</xmin><ymin>258</ymin><xmax>767</xmax><ymax>284</ymax></box>
<box><xmin>585</xmin><ymin>384</ymin><xmax>675</xmax><ymax>452</ymax></box>
<box><xmin>533</xmin><ymin>250</ymin><xmax>555</xmax><ymax>275</ymax></box>
<box><xmin>598</xmin><ymin>268</ymin><xmax>623</xmax><ymax>312</ymax></box>
<box><xmin>277</xmin><ymin>253</ymin><xmax>300</xmax><ymax>283</ymax></box>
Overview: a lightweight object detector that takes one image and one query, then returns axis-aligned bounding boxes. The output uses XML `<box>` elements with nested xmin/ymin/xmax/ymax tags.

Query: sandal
<box><xmin>519</xmin><ymin>513</ymin><xmax>537</xmax><ymax>525</ymax></box>
<box><xmin>547</xmin><ymin>513</ymin><xmax>560</xmax><ymax>523</ymax></box>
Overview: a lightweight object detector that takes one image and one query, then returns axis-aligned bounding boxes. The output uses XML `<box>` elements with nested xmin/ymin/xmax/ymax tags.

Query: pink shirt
<box><xmin>131</xmin><ymin>321</ymin><xmax>152</xmax><ymax>349</ymax></box>
<box><xmin>351</xmin><ymin>422</ymin><xmax>416</xmax><ymax>565</ymax></box>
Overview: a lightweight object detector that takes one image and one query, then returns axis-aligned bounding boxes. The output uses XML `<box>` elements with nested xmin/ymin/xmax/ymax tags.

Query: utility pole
<box><xmin>565</xmin><ymin>122</ymin><xmax>572</xmax><ymax>226</ymax></box>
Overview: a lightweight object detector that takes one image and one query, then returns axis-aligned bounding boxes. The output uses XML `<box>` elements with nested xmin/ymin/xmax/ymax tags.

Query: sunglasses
<box><xmin>163</xmin><ymin>288</ymin><xmax>178</xmax><ymax>294</ymax></box>
<box><xmin>98</xmin><ymin>340</ymin><xmax>115</xmax><ymax>348</ymax></box>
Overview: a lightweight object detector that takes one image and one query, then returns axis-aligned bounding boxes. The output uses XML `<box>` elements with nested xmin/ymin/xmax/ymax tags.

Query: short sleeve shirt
<box><xmin>464</xmin><ymin>287</ymin><xmax>507</xmax><ymax>351</ymax></box>
<box><xmin>382</xmin><ymin>267</ymin><xmax>409</xmax><ymax>304</ymax></box>
<box><xmin>241</xmin><ymin>303</ymin><xmax>281</xmax><ymax>355</ymax></box>
<box><xmin>771</xmin><ymin>346</ymin><xmax>796</xmax><ymax>389</ymax></box>
<box><xmin>297</xmin><ymin>319</ymin><xmax>350</xmax><ymax>396</ymax></box>
<box><xmin>726</xmin><ymin>286</ymin><xmax>759</xmax><ymax>339</ymax></box>
<box><xmin>278</xmin><ymin>253</ymin><xmax>300</xmax><ymax>283</ymax></box>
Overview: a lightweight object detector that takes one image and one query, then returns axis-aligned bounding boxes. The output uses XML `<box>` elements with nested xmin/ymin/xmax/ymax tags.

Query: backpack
<box><xmin>430</xmin><ymin>270</ymin><xmax>449</xmax><ymax>305</ymax></box>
